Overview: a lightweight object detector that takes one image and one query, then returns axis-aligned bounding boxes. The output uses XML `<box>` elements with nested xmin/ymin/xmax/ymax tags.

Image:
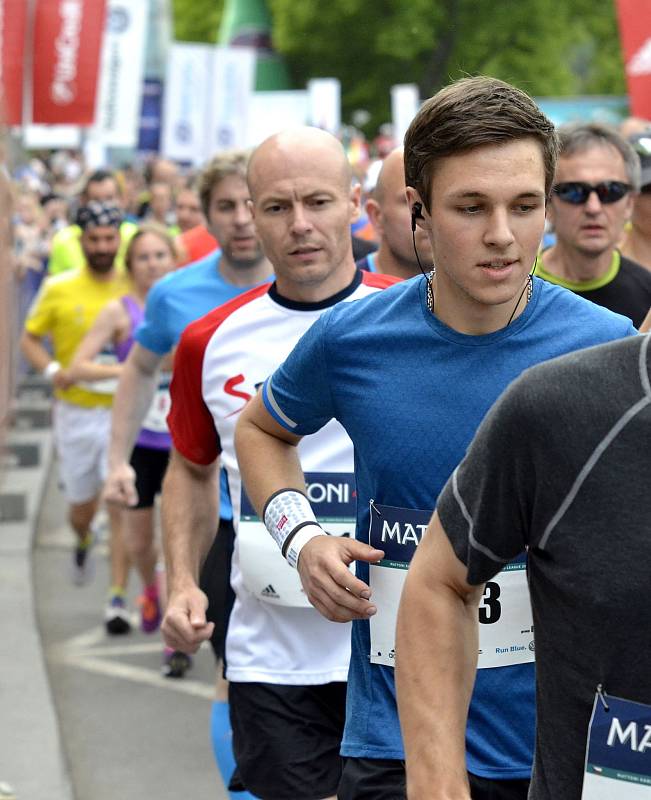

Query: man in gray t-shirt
<box><xmin>395</xmin><ymin>333</ymin><xmax>651</xmax><ymax>800</ymax></box>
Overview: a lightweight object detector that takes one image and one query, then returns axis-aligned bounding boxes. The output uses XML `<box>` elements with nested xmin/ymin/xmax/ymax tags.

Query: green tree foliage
<box><xmin>268</xmin><ymin>0</ymin><xmax>626</xmax><ymax>134</ymax></box>
<box><xmin>171</xmin><ymin>0</ymin><xmax>223</xmax><ymax>43</ymax></box>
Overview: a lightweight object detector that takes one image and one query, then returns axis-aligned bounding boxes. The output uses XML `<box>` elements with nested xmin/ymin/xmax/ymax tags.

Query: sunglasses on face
<box><xmin>552</xmin><ymin>181</ymin><xmax>632</xmax><ymax>205</ymax></box>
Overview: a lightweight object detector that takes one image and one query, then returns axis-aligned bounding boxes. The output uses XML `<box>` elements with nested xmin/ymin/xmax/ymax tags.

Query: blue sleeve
<box><xmin>134</xmin><ymin>280</ymin><xmax>173</xmax><ymax>355</ymax></box>
<box><xmin>262</xmin><ymin>314</ymin><xmax>336</xmax><ymax>436</ymax></box>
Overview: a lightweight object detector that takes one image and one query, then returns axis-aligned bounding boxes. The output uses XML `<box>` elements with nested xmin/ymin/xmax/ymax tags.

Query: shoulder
<box><xmin>536</xmin><ymin>278</ymin><xmax>634</xmax><ymax>332</ymax></box>
<box><xmin>360</xmin><ymin>270</ymin><xmax>401</xmax><ymax>290</ymax></box>
<box><xmin>618</xmin><ymin>254</ymin><xmax>651</xmax><ymax>288</ymax></box>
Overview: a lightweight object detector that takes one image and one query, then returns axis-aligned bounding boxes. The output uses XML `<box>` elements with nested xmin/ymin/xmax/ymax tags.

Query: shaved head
<box><xmin>373</xmin><ymin>147</ymin><xmax>405</xmax><ymax>205</ymax></box>
<box><xmin>248</xmin><ymin>127</ymin><xmax>352</xmax><ymax>199</ymax></box>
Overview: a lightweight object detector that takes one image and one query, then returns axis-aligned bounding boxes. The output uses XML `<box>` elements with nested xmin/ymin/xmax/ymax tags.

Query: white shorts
<box><xmin>53</xmin><ymin>401</ymin><xmax>111</xmax><ymax>504</ymax></box>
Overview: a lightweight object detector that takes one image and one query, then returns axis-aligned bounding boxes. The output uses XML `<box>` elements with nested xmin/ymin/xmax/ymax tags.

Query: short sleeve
<box><xmin>167</xmin><ymin>324</ymin><xmax>221</xmax><ymax>465</ymax></box>
<box><xmin>262</xmin><ymin>313</ymin><xmax>337</xmax><ymax>436</ymax></box>
<box><xmin>135</xmin><ymin>280</ymin><xmax>172</xmax><ymax>355</ymax></box>
<box><xmin>437</xmin><ymin>375</ymin><xmax>536</xmax><ymax>585</ymax></box>
<box><xmin>24</xmin><ymin>279</ymin><xmax>55</xmax><ymax>336</ymax></box>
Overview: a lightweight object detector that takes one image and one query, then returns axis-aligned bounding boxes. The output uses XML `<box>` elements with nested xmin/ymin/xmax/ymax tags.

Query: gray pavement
<box><xmin>1</xmin><ymin>378</ymin><xmax>230</xmax><ymax>800</ymax></box>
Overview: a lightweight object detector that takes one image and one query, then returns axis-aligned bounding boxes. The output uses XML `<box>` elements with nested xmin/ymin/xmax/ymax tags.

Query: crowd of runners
<box><xmin>7</xmin><ymin>76</ymin><xmax>651</xmax><ymax>799</ymax></box>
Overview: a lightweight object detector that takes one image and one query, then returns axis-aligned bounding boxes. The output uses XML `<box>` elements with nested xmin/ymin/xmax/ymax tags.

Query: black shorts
<box><xmin>129</xmin><ymin>445</ymin><xmax>169</xmax><ymax>509</ymax></box>
<box><xmin>229</xmin><ymin>680</ymin><xmax>347</xmax><ymax>800</ymax></box>
<box><xmin>337</xmin><ymin>758</ymin><xmax>529</xmax><ymax>800</ymax></box>
<box><xmin>199</xmin><ymin>518</ymin><xmax>235</xmax><ymax>662</ymax></box>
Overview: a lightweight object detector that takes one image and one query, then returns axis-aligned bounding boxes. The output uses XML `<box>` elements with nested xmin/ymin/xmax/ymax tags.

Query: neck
<box><xmin>620</xmin><ymin>226</ymin><xmax>651</xmax><ymax>272</ymax></box>
<box><xmin>86</xmin><ymin>265</ymin><xmax>116</xmax><ymax>283</ymax></box>
<box><xmin>132</xmin><ymin>286</ymin><xmax>148</xmax><ymax>305</ymax></box>
<box><xmin>431</xmin><ymin>273</ymin><xmax>531</xmax><ymax>335</ymax></box>
<box><xmin>375</xmin><ymin>246</ymin><xmax>420</xmax><ymax>280</ymax></box>
<box><xmin>219</xmin><ymin>256</ymin><xmax>273</xmax><ymax>287</ymax></box>
<box><xmin>542</xmin><ymin>241</ymin><xmax>614</xmax><ymax>283</ymax></box>
<box><xmin>275</xmin><ymin>261</ymin><xmax>358</xmax><ymax>304</ymax></box>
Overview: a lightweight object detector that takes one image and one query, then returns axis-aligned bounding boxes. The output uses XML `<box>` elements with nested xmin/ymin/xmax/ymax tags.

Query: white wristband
<box><xmin>263</xmin><ymin>488</ymin><xmax>326</xmax><ymax>565</ymax></box>
<box><xmin>42</xmin><ymin>361</ymin><xmax>61</xmax><ymax>380</ymax></box>
<box><xmin>285</xmin><ymin>523</ymin><xmax>327</xmax><ymax>569</ymax></box>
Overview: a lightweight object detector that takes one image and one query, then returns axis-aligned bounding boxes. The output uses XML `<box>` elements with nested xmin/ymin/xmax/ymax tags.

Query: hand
<box><xmin>162</xmin><ymin>585</ymin><xmax>214</xmax><ymax>654</ymax></box>
<box><xmin>297</xmin><ymin>536</ymin><xmax>385</xmax><ymax>622</ymax></box>
<box><xmin>52</xmin><ymin>368</ymin><xmax>74</xmax><ymax>390</ymax></box>
<box><xmin>103</xmin><ymin>461</ymin><xmax>139</xmax><ymax>507</ymax></box>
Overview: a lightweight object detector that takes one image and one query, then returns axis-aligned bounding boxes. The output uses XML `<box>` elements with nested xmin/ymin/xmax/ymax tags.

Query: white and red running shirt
<box><xmin>168</xmin><ymin>269</ymin><xmax>397</xmax><ymax>684</ymax></box>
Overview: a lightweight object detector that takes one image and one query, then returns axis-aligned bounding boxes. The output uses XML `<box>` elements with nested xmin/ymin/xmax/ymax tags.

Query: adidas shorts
<box><xmin>53</xmin><ymin>401</ymin><xmax>111</xmax><ymax>504</ymax></box>
<box><xmin>229</xmin><ymin>680</ymin><xmax>346</xmax><ymax>800</ymax></box>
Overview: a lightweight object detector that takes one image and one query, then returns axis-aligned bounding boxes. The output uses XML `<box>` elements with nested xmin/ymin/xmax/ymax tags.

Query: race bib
<box><xmin>142</xmin><ymin>373</ymin><xmax>171</xmax><ymax>434</ymax></box>
<box><xmin>78</xmin><ymin>351</ymin><xmax>119</xmax><ymax>395</ymax></box>
<box><xmin>368</xmin><ymin>503</ymin><xmax>535</xmax><ymax>669</ymax></box>
<box><xmin>238</xmin><ymin>472</ymin><xmax>356</xmax><ymax>607</ymax></box>
<box><xmin>582</xmin><ymin>691</ymin><xmax>651</xmax><ymax>798</ymax></box>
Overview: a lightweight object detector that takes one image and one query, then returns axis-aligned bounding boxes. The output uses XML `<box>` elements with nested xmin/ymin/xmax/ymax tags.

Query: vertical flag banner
<box><xmin>391</xmin><ymin>84</ymin><xmax>420</xmax><ymax>146</ymax></box>
<box><xmin>616</xmin><ymin>0</ymin><xmax>651</xmax><ymax>120</ymax></box>
<box><xmin>0</xmin><ymin>0</ymin><xmax>28</xmax><ymax>125</ymax></box>
<box><xmin>94</xmin><ymin>0</ymin><xmax>148</xmax><ymax>147</ymax></box>
<box><xmin>207</xmin><ymin>46</ymin><xmax>255</xmax><ymax>154</ymax></box>
<box><xmin>32</xmin><ymin>0</ymin><xmax>107</xmax><ymax>125</ymax></box>
<box><xmin>308</xmin><ymin>78</ymin><xmax>341</xmax><ymax>134</ymax></box>
<box><xmin>161</xmin><ymin>42</ymin><xmax>212</xmax><ymax>164</ymax></box>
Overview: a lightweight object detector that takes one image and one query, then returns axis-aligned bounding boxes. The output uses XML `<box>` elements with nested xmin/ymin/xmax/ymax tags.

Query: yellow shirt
<box><xmin>25</xmin><ymin>267</ymin><xmax>132</xmax><ymax>407</ymax></box>
<box><xmin>47</xmin><ymin>220</ymin><xmax>138</xmax><ymax>275</ymax></box>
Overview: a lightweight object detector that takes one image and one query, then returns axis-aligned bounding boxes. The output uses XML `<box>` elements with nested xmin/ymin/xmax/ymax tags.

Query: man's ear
<box><xmin>365</xmin><ymin>197</ymin><xmax>382</xmax><ymax>237</ymax></box>
<box><xmin>246</xmin><ymin>198</ymin><xmax>256</xmax><ymax>221</ymax></box>
<box><xmin>405</xmin><ymin>187</ymin><xmax>430</xmax><ymax>230</ymax></box>
<box><xmin>349</xmin><ymin>182</ymin><xmax>362</xmax><ymax>223</ymax></box>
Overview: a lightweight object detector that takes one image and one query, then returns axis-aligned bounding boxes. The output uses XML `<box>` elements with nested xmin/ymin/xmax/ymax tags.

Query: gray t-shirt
<box><xmin>437</xmin><ymin>333</ymin><xmax>651</xmax><ymax>800</ymax></box>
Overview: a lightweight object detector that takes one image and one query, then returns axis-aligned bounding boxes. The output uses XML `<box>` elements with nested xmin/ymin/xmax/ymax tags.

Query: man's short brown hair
<box><xmin>197</xmin><ymin>150</ymin><xmax>250</xmax><ymax>218</ymax></box>
<box><xmin>404</xmin><ymin>76</ymin><xmax>559</xmax><ymax>212</ymax></box>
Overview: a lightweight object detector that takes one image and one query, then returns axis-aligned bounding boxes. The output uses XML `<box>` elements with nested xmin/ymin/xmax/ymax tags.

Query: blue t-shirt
<box><xmin>136</xmin><ymin>250</ymin><xmax>271</xmax><ymax>520</ymax></box>
<box><xmin>262</xmin><ymin>275</ymin><xmax>636</xmax><ymax>777</ymax></box>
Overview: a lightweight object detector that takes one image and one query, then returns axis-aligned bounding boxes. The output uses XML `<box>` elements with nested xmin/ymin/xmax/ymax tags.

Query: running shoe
<box><xmin>70</xmin><ymin>534</ymin><xmax>95</xmax><ymax>586</ymax></box>
<box><xmin>105</xmin><ymin>594</ymin><xmax>132</xmax><ymax>635</ymax></box>
<box><xmin>137</xmin><ymin>586</ymin><xmax>161</xmax><ymax>634</ymax></box>
<box><xmin>161</xmin><ymin>647</ymin><xmax>192</xmax><ymax>679</ymax></box>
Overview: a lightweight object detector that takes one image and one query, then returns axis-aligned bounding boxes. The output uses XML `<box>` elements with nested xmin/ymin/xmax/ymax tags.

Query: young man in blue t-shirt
<box><xmin>234</xmin><ymin>76</ymin><xmax>636</xmax><ymax>800</ymax></box>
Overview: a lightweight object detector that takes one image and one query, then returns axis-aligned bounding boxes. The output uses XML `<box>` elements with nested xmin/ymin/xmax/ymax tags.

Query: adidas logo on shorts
<box><xmin>261</xmin><ymin>584</ymin><xmax>280</xmax><ymax>599</ymax></box>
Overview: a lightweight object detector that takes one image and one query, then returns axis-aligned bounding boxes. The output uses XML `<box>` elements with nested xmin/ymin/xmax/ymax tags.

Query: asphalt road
<box><xmin>33</xmin><ymin>467</ymin><xmax>231</xmax><ymax>800</ymax></box>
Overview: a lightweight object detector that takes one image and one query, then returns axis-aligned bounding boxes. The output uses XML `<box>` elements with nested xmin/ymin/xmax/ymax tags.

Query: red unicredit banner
<box><xmin>32</xmin><ymin>0</ymin><xmax>107</xmax><ymax>125</ymax></box>
<box><xmin>0</xmin><ymin>0</ymin><xmax>28</xmax><ymax>125</ymax></box>
<box><xmin>616</xmin><ymin>0</ymin><xmax>651</xmax><ymax>120</ymax></box>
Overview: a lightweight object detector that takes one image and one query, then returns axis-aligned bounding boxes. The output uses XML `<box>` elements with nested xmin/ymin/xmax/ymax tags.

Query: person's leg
<box><xmin>124</xmin><ymin>507</ymin><xmax>157</xmax><ymax>587</ymax></box>
<box><xmin>229</xmin><ymin>681</ymin><xmax>346</xmax><ymax>800</ymax></box>
<box><xmin>69</xmin><ymin>497</ymin><xmax>98</xmax><ymax>542</ymax></box>
<box><xmin>104</xmin><ymin>502</ymin><xmax>132</xmax><ymax>634</ymax></box>
<box><xmin>468</xmin><ymin>773</ymin><xmax>530</xmax><ymax>800</ymax></box>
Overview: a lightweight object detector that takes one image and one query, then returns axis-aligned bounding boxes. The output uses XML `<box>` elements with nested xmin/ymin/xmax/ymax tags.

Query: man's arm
<box><xmin>19</xmin><ymin>330</ymin><xmax>73</xmax><ymax>389</ymax></box>
<box><xmin>160</xmin><ymin>449</ymin><xmax>219</xmax><ymax>654</ymax></box>
<box><xmin>104</xmin><ymin>343</ymin><xmax>162</xmax><ymax>506</ymax></box>
<box><xmin>67</xmin><ymin>302</ymin><xmax>123</xmax><ymax>383</ymax></box>
<box><xmin>395</xmin><ymin>512</ymin><xmax>482</xmax><ymax>800</ymax></box>
<box><xmin>640</xmin><ymin>306</ymin><xmax>651</xmax><ymax>334</ymax></box>
<box><xmin>235</xmin><ymin>392</ymin><xmax>384</xmax><ymax>623</ymax></box>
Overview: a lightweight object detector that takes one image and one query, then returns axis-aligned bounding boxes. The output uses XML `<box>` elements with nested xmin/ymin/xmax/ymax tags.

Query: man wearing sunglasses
<box><xmin>620</xmin><ymin>132</ymin><xmax>651</xmax><ymax>272</ymax></box>
<box><xmin>536</xmin><ymin>122</ymin><xmax>651</xmax><ymax>328</ymax></box>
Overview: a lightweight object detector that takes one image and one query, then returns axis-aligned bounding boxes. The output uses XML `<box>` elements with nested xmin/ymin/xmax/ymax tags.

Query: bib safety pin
<box><xmin>596</xmin><ymin>684</ymin><xmax>610</xmax><ymax>712</ymax></box>
<box><xmin>370</xmin><ymin>499</ymin><xmax>383</xmax><ymax>517</ymax></box>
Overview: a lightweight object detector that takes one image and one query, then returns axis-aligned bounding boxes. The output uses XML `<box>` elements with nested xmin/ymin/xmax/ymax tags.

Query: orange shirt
<box><xmin>176</xmin><ymin>225</ymin><xmax>218</xmax><ymax>267</ymax></box>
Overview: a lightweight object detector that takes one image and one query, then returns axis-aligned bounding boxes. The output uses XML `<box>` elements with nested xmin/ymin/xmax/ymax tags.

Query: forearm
<box><xmin>108</xmin><ymin>358</ymin><xmax>159</xmax><ymax>467</ymax></box>
<box><xmin>396</xmin><ymin>576</ymin><xmax>479</xmax><ymax>798</ymax></box>
<box><xmin>68</xmin><ymin>361</ymin><xmax>122</xmax><ymax>383</ymax></box>
<box><xmin>235</xmin><ymin>416</ymin><xmax>305</xmax><ymax>516</ymax></box>
<box><xmin>161</xmin><ymin>452</ymin><xmax>218</xmax><ymax>594</ymax></box>
<box><xmin>20</xmin><ymin>332</ymin><xmax>54</xmax><ymax>373</ymax></box>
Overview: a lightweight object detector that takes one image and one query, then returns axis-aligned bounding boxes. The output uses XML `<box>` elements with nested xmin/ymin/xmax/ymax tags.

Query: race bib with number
<box><xmin>368</xmin><ymin>503</ymin><xmax>535</xmax><ymax>669</ymax></box>
<box><xmin>582</xmin><ymin>692</ymin><xmax>651</xmax><ymax>798</ymax></box>
<box><xmin>78</xmin><ymin>351</ymin><xmax>119</xmax><ymax>395</ymax></box>
<box><xmin>142</xmin><ymin>373</ymin><xmax>171</xmax><ymax>434</ymax></box>
<box><xmin>238</xmin><ymin>472</ymin><xmax>356</xmax><ymax>607</ymax></box>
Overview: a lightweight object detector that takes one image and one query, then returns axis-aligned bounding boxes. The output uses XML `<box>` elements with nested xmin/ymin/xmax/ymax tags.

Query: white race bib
<box><xmin>78</xmin><ymin>352</ymin><xmax>119</xmax><ymax>395</ymax></box>
<box><xmin>238</xmin><ymin>472</ymin><xmax>356</xmax><ymax>607</ymax></box>
<box><xmin>582</xmin><ymin>692</ymin><xmax>651</xmax><ymax>798</ymax></box>
<box><xmin>368</xmin><ymin>503</ymin><xmax>535</xmax><ymax>669</ymax></box>
<box><xmin>142</xmin><ymin>373</ymin><xmax>171</xmax><ymax>434</ymax></box>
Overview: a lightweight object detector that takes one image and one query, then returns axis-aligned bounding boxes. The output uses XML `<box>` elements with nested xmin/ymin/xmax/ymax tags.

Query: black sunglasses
<box><xmin>553</xmin><ymin>181</ymin><xmax>632</xmax><ymax>205</ymax></box>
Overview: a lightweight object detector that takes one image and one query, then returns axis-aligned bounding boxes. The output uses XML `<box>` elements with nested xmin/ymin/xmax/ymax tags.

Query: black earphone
<box><xmin>411</xmin><ymin>202</ymin><xmax>423</xmax><ymax>232</ymax></box>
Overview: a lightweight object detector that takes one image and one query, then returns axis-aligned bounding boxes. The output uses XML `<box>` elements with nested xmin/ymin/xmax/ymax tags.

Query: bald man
<box><xmin>360</xmin><ymin>147</ymin><xmax>432</xmax><ymax>279</ymax></box>
<box><xmin>161</xmin><ymin>127</ymin><xmax>395</xmax><ymax>800</ymax></box>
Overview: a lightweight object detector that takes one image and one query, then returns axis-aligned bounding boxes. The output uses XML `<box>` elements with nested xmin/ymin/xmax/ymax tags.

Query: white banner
<box><xmin>246</xmin><ymin>91</ymin><xmax>309</xmax><ymax>147</ymax></box>
<box><xmin>391</xmin><ymin>84</ymin><xmax>420</xmax><ymax>146</ymax></box>
<box><xmin>161</xmin><ymin>42</ymin><xmax>213</xmax><ymax>164</ymax></box>
<box><xmin>23</xmin><ymin>125</ymin><xmax>81</xmax><ymax>149</ymax></box>
<box><xmin>308</xmin><ymin>78</ymin><xmax>341</xmax><ymax>134</ymax></box>
<box><xmin>94</xmin><ymin>0</ymin><xmax>148</xmax><ymax>147</ymax></box>
<box><xmin>207</xmin><ymin>46</ymin><xmax>255</xmax><ymax>154</ymax></box>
